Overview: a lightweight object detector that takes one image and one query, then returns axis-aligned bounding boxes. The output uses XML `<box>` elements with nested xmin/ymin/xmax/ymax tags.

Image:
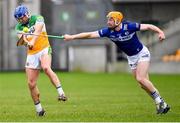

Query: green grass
<box><xmin>0</xmin><ymin>72</ymin><xmax>180</xmax><ymax>122</ymax></box>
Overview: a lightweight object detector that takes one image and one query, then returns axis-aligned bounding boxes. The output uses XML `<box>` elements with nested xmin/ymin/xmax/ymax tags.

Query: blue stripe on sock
<box><xmin>151</xmin><ymin>91</ymin><xmax>159</xmax><ymax>99</ymax></box>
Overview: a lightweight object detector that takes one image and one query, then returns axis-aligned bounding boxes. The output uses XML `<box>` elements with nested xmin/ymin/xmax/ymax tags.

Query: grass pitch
<box><xmin>0</xmin><ymin>72</ymin><xmax>180</xmax><ymax>122</ymax></box>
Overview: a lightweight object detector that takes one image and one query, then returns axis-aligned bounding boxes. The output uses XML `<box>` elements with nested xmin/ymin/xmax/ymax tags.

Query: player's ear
<box><xmin>115</xmin><ymin>20</ymin><xmax>121</xmax><ymax>26</ymax></box>
<box><xmin>25</xmin><ymin>12</ymin><xmax>30</xmax><ymax>18</ymax></box>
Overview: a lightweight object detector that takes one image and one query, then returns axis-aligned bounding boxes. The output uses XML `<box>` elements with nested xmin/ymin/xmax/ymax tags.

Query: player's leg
<box><xmin>135</xmin><ymin>61</ymin><xmax>170</xmax><ymax>114</ymax></box>
<box><xmin>40</xmin><ymin>51</ymin><xmax>67</xmax><ymax>101</ymax></box>
<box><xmin>134</xmin><ymin>61</ymin><xmax>156</xmax><ymax>93</ymax></box>
<box><xmin>26</xmin><ymin>68</ymin><xmax>45</xmax><ymax>116</ymax></box>
<box><xmin>133</xmin><ymin>70</ymin><xmax>161</xmax><ymax>97</ymax></box>
<box><xmin>132</xmin><ymin>69</ymin><xmax>151</xmax><ymax>93</ymax></box>
<box><xmin>133</xmin><ymin>70</ymin><xmax>160</xmax><ymax>97</ymax></box>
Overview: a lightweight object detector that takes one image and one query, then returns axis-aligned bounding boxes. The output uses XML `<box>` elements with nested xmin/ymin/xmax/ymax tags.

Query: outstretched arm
<box><xmin>140</xmin><ymin>24</ymin><xmax>165</xmax><ymax>41</ymax></box>
<box><xmin>64</xmin><ymin>31</ymin><xmax>100</xmax><ymax>41</ymax></box>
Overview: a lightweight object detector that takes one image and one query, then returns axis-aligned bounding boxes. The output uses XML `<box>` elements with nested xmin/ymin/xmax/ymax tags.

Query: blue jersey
<box><xmin>98</xmin><ymin>21</ymin><xmax>143</xmax><ymax>56</ymax></box>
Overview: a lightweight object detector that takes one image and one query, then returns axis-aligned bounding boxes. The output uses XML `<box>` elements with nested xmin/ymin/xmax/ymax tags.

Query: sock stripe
<box><xmin>151</xmin><ymin>91</ymin><xmax>159</xmax><ymax>99</ymax></box>
<box><xmin>56</xmin><ymin>86</ymin><xmax>62</xmax><ymax>89</ymax></box>
<box><xmin>35</xmin><ymin>101</ymin><xmax>40</xmax><ymax>105</ymax></box>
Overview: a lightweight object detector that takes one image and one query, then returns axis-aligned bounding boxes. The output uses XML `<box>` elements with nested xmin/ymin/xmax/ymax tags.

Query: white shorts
<box><xmin>25</xmin><ymin>47</ymin><xmax>51</xmax><ymax>69</ymax></box>
<box><xmin>127</xmin><ymin>46</ymin><xmax>150</xmax><ymax>70</ymax></box>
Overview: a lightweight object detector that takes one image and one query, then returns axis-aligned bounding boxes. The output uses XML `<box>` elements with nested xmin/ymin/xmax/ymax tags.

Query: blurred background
<box><xmin>0</xmin><ymin>0</ymin><xmax>180</xmax><ymax>73</ymax></box>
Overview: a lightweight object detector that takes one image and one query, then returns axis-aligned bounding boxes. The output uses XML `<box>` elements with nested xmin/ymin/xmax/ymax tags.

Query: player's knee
<box><xmin>28</xmin><ymin>80</ymin><xmax>36</xmax><ymax>89</ymax></box>
<box><xmin>136</xmin><ymin>75</ymin><xmax>146</xmax><ymax>84</ymax></box>
<box><xmin>42</xmin><ymin>66</ymin><xmax>50</xmax><ymax>73</ymax></box>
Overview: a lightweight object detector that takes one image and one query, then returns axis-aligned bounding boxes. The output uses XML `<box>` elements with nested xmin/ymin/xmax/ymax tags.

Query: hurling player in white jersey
<box><xmin>63</xmin><ymin>11</ymin><xmax>170</xmax><ymax>114</ymax></box>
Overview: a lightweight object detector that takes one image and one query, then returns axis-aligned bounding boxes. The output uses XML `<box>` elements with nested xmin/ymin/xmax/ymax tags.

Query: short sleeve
<box><xmin>98</xmin><ymin>27</ymin><xmax>110</xmax><ymax>37</ymax></box>
<box><xmin>15</xmin><ymin>25</ymin><xmax>20</xmax><ymax>32</ymax></box>
<box><xmin>15</xmin><ymin>24</ymin><xmax>23</xmax><ymax>33</ymax></box>
<box><xmin>35</xmin><ymin>15</ymin><xmax>44</xmax><ymax>24</ymax></box>
<box><xmin>127</xmin><ymin>22</ymin><xmax>141</xmax><ymax>31</ymax></box>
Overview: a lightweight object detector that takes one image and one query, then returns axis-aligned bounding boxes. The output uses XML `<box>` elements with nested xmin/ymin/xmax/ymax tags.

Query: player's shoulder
<box><xmin>99</xmin><ymin>27</ymin><xmax>111</xmax><ymax>33</ymax></box>
<box><xmin>122</xmin><ymin>20</ymin><xmax>136</xmax><ymax>25</ymax></box>
<box><xmin>30</xmin><ymin>15</ymin><xmax>44</xmax><ymax>23</ymax></box>
<box><xmin>98</xmin><ymin>27</ymin><xmax>111</xmax><ymax>37</ymax></box>
<box><xmin>31</xmin><ymin>14</ymin><xmax>44</xmax><ymax>18</ymax></box>
<box><xmin>100</xmin><ymin>27</ymin><xmax>111</xmax><ymax>32</ymax></box>
<box><xmin>122</xmin><ymin>20</ymin><xmax>140</xmax><ymax>31</ymax></box>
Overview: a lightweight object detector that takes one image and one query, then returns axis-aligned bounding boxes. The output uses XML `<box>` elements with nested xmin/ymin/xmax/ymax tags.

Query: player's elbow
<box><xmin>145</xmin><ymin>24</ymin><xmax>153</xmax><ymax>30</ymax></box>
<box><xmin>87</xmin><ymin>32</ymin><xmax>98</xmax><ymax>38</ymax></box>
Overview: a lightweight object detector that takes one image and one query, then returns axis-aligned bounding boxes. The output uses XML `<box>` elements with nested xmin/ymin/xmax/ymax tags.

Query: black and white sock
<box><xmin>151</xmin><ymin>91</ymin><xmax>162</xmax><ymax>104</ymax></box>
<box><xmin>35</xmin><ymin>101</ymin><xmax>43</xmax><ymax>113</ymax></box>
<box><xmin>56</xmin><ymin>85</ymin><xmax>64</xmax><ymax>96</ymax></box>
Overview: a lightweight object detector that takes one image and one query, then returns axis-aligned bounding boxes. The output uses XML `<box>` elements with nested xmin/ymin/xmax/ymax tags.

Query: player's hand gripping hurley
<box><xmin>16</xmin><ymin>32</ymin><xmax>64</xmax><ymax>49</ymax></box>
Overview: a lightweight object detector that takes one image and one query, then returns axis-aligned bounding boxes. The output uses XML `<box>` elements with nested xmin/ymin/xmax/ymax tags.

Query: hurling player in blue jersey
<box><xmin>63</xmin><ymin>11</ymin><xmax>170</xmax><ymax>114</ymax></box>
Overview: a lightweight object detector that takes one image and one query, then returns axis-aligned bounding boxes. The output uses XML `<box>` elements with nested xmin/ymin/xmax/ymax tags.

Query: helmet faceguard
<box><xmin>106</xmin><ymin>11</ymin><xmax>123</xmax><ymax>26</ymax></box>
<box><xmin>14</xmin><ymin>5</ymin><xmax>29</xmax><ymax>22</ymax></box>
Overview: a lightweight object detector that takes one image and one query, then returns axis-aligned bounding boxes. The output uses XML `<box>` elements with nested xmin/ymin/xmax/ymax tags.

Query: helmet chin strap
<box><xmin>114</xmin><ymin>25</ymin><xmax>120</xmax><ymax>31</ymax></box>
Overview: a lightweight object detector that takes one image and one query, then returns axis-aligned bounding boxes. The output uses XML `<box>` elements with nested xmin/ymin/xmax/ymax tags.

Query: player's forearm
<box><xmin>30</xmin><ymin>32</ymin><xmax>39</xmax><ymax>44</ymax></box>
<box><xmin>149</xmin><ymin>24</ymin><xmax>163</xmax><ymax>34</ymax></box>
<box><xmin>31</xmin><ymin>24</ymin><xmax>43</xmax><ymax>44</ymax></box>
<box><xmin>141</xmin><ymin>24</ymin><xmax>165</xmax><ymax>41</ymax></box>
<box><xmin>64</xmin><ymin>31</ymin><xmax>99</xmax><ymax>41</ymax></box>
<box><xmin>72</xmin><ymin>32</ymin><xmax>92</xmax><ymax>39</ymax></box>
